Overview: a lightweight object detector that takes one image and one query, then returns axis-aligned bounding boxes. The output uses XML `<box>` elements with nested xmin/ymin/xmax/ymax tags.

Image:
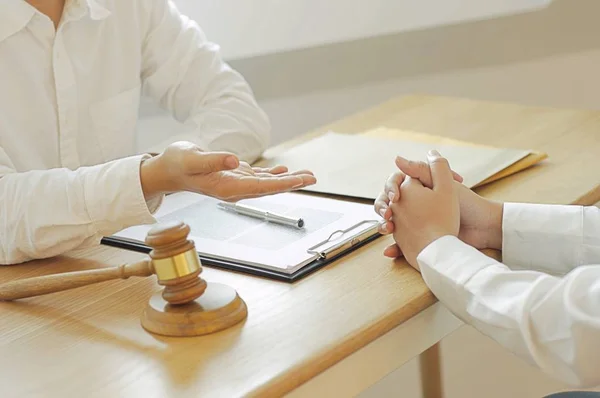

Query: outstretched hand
<box><xmin>141</xmin><ymin>141</ymin><xmax>317</xmax><ymax>202</ymax></box>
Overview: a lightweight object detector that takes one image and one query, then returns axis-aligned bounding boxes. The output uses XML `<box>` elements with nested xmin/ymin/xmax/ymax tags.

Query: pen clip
<box><xmin>307</xmin><ymin>220</ymin><xmax>379</xmax><ymax>259</ymax></box>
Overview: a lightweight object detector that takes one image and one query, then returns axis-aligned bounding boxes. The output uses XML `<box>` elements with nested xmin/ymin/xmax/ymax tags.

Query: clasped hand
<box><xmin>140</xmin><ymin>141</ymin><xmax>316</xmax><ymax>202</ymax></box>
<box><xmin>374</xmin><ymin>150</ymin><xmax>504</xmax><ymax>270</ymax></box>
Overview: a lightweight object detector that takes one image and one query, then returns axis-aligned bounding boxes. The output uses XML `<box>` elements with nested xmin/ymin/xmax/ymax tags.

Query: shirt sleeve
<box><xmin>138</xmin><ymin>0</ymin><xmax>271</xmax><ymax>163</ymax></box>
<box><xmin>0</xmin><ymin>148</ymin><xmax>159</xmax><ymax>265</ymax></box>
<box><xmin>417</xmin><ymin>235</ymin><xmax>600</xmax><ymax>388</ymax></box>
<box><xmin>503</xmin><ymin>203</ymin><xmax>600</xmax><ymax>275</ymax></box>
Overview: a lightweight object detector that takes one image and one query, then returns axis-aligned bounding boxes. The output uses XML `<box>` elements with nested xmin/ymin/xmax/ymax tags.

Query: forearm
<box><xmin>0</xmin><ymin>156</ymin><xmax>157</xmax><ymax>264</ymax></box>
<box><xmin>417</xmin><ymin>236</ymin><xmax>600</xmax><ymax>388</ymax></box>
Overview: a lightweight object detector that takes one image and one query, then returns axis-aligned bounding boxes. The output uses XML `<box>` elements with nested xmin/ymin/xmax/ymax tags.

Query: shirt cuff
<box><xmin>502</xmin><ymin>203</ymin><xmax>583</xmax><ymax>273</ymax></box>
<box><xmin>83</xmin><ymin>154</ymin><xmax>159</xmax><ymax>235</ymax></box>
<box><xmin>146</xmin><ymin>194</ymin><xmax>164</xmax><ymax>214</ymax></box>
<box><xmin>417</xmin><ymin>235</ymin><xmax>500</xmax><ymax>305</ymax></box>
<box><xmin>418</xmin><ymin>235</ymin><xmax>498</xmax><ymax>279</ymax></box>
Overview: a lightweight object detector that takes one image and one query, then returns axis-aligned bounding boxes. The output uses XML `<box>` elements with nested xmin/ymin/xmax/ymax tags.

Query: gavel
<box><xmin>0</xmin><ymin>221</ymin><xmax>247</xmax><ymax>337</ymax></box>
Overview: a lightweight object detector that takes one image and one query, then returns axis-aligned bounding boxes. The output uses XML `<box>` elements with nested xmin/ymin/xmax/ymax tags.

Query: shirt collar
<box><xmin>0</xmin><ymin>0</ymin><xmax>36</xmax><ymax>43</ymax></box>
<box><xmin>65</xmin><ymin>0</ymin><xmax>112</xmax><ymax>22</ymax></box>
<box><xmin>82</xmin><ymin>0</ymin><xmax>112</xmax><ymax>21</ymax></box>
<box><xmin>0</xmin><ymin>0</ymin><xmax>111</xmax><ymax>43</ymax></box>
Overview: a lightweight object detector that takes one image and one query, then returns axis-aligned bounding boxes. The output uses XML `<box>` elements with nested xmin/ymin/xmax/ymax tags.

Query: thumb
<box><xmin>395</xmin><ymin>155</ymin><xmax>463</xmax><ymax>188</ymax></box>
<box><xmin>395</xmin><ymin>155</ymin><xmax>434</xmax><ymax>188</ymax></box>
<box><xmin>427</xmin><ymin>150</ymin><xmax>453</xmax><ymax>192</ymax></box>
<box><xmin>185</xmin><ymin>150</ymin><xmax>240</xmax><ymax>174</ymax></box>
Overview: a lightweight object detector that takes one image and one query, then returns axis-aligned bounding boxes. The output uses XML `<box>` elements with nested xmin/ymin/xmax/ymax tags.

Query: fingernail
<box><xmin>428</xmin><ymin>149</ymin><xmax>441</xmax><ymax>157</ymax></box>
<box><xmin>379</xmin><ymin>207</ymin><xmax>387</xmax><ymax>218</ymax></box>
<box><xmin>302</xmin><ymin>177</ymin><xmax>316</xmax><ymax>187</ymax></box>
<box><xmin>380</xmin><ymin>223</ymin><xmax>388</xmax><ymax>233</ymax></box>
<box><xmin>292</xmin><ymin>178</ymin><xmax>305</xmax><ymax>188</ymax></box>
<box><xmin>224</xmin><ymin>156</ymin><xmax>239</xmax><ymax>169</ymax></box>
<box><xmin>388</xmin><ymin>192</ymin><xmax>395</xmax><ymax>202</ymax></box>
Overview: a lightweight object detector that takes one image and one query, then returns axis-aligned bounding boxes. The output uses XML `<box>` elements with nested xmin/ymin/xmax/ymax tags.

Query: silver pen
<box><xmin>217</xmin><ymin>202</ymin><xmax>305</xmax><ymax>229</ymax></box>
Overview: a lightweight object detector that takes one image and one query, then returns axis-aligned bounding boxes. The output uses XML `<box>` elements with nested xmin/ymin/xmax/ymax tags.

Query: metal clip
<box><xmin>307</xmin><ymin>220</ymin><xmax>379</xmax><ymax>259</ymax></box>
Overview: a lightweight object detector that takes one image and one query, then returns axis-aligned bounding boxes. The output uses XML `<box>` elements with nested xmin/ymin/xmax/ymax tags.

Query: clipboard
<box><xmin>101</xmin><ymin>219</ymin><xmax>381</xmax><ymax>283</ymax></box>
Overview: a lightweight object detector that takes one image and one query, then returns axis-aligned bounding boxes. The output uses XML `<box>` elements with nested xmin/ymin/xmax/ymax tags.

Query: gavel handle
<box><xmin>0</xmin><ymin>260</ymin><xmax>154</xmax><ymax>301</ymax></box>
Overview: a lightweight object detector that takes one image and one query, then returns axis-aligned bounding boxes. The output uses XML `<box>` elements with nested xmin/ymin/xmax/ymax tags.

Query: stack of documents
<box><xmin>258</xmin><ymin>128</ymin><xmax>547</xmax><ymax>200</ymax></box>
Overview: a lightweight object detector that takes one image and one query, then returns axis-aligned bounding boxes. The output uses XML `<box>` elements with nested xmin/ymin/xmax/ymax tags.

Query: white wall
<box><xmin>137</xmin><ymin>0</ymin><xmax>600</xmax><ymax>149</ymax></box>
<box><xmin>258</xmin><ymin>48</ymin><xmax>600</xmax><ymax>144</ymax></box>
<box><xmin>173</xmin><ymin>0</ymin><xmax>550</xmax><ymax>60</ymax></box>
<box><xmin>138</xmin><ymin>47</ymin><xmax>600</xmax><ymax>149</ymax></box>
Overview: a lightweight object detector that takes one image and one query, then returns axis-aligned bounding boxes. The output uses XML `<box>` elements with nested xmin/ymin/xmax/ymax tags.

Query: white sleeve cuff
<box><xmin>146</xmin><ymin>194</ymin><xmax>164</xmax><ymax>215</ymax></box>
<box><xmin>83</xmin><ymin>154</ymin><xmax>158</xmax><ymax>235</ymax></box>
<box><xmin>417</xmin><ymin>235</ymin><xmax>500</xmax><ymax>295</ymax></box>
<box><xmin>416</xmin><ymin>235</ymin><xmax>507</xmax><ymax>327</ymax></box>
<box><xmin>502</xmin><ymin>203</ymin><xmax>583</xmax><ymax>274</ymax></box>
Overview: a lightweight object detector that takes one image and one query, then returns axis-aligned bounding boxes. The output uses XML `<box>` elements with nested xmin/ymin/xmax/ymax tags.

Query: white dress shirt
<box><xmin>0</xmin><ymin>0</ymin><xmax>270</xmax><ymax>264</ymax></box>
<box><xmin>417</xmin><ymin>203</ymin><xmax>600</xmax><ymax>388</ymax></box>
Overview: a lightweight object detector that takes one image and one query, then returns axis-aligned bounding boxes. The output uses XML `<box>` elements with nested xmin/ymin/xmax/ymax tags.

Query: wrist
<box><xmin>486</xmin><ymin>201</ymin><xmax>504</xmax><ymax>250</ymax></box>
<box><xmin>140</xmin><ymin>154</ymin><xmax>172</xmax><ymax>200</ymax></box>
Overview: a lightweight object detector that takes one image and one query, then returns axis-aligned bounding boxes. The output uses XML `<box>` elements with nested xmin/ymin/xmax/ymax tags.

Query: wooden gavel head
<box><xmin>144</xmin><ymin>221</ymin><xmax>207</xmax><ymax>305</ymax></box>
<box><xmin>141</xmin><ymin>220</ymin><xmax>248</xmax><ymax>337</ymax></box>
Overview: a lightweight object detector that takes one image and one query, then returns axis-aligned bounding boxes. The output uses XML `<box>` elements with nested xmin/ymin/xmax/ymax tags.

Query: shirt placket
<box><xmin>53</xmin><ymin>22</ymin><xmax>80</xmax><ymax>170</ymax></box>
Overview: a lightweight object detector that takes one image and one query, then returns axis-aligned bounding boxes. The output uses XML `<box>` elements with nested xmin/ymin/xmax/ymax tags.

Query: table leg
<box><xmin>419</xmin><ymin>342</ymin><xmax>443</xmax><ymax>398</ymax></box>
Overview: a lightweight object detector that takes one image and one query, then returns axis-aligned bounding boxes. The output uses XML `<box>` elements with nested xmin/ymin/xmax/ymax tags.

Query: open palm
<box><xmin>192</xmin><ymin>162</ymin><xmax>316</xmax><ymax>202</ymax></box>
<box><xmin>141</xmin><ymin>141</ymin><xmax>317</xmax><ymax>203</ymax></box>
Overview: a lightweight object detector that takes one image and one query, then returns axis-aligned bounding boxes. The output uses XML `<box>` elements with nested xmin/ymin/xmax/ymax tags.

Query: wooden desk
<box><xmin>2</xmin><ymin>95</ymin><xmax>599</xmax><ymax>398</ymax></box>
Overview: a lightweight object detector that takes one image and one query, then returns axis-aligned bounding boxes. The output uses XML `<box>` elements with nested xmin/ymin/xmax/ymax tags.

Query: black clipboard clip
<box><xmin>306</xmin><ymin>220</ymin><xmax>380</xmax><ymax>260</ymax></box>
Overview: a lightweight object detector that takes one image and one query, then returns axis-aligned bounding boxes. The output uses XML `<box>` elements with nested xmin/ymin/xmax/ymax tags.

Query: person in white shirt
<box><xmin>374</xmin><ymin>151</ymin><xmax>600</xmax><ymax>390</ymax></box>
<box><xmin>0</xmin><ymin>0</ymin><xmax>316</xmax><ymax>265</ymax></box>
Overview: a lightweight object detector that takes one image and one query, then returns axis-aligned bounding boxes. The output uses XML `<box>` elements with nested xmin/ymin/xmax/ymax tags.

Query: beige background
<box><xmin>136</xmin><ymin>1</ymin><xmax>600</xmax><ymax>396</ymax></box>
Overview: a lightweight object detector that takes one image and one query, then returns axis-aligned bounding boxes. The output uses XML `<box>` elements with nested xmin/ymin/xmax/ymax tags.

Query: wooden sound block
<box><xmin>141</xmin><ymin>282</ymin><xmax>248</xmax><ymax>337</ymax></box>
